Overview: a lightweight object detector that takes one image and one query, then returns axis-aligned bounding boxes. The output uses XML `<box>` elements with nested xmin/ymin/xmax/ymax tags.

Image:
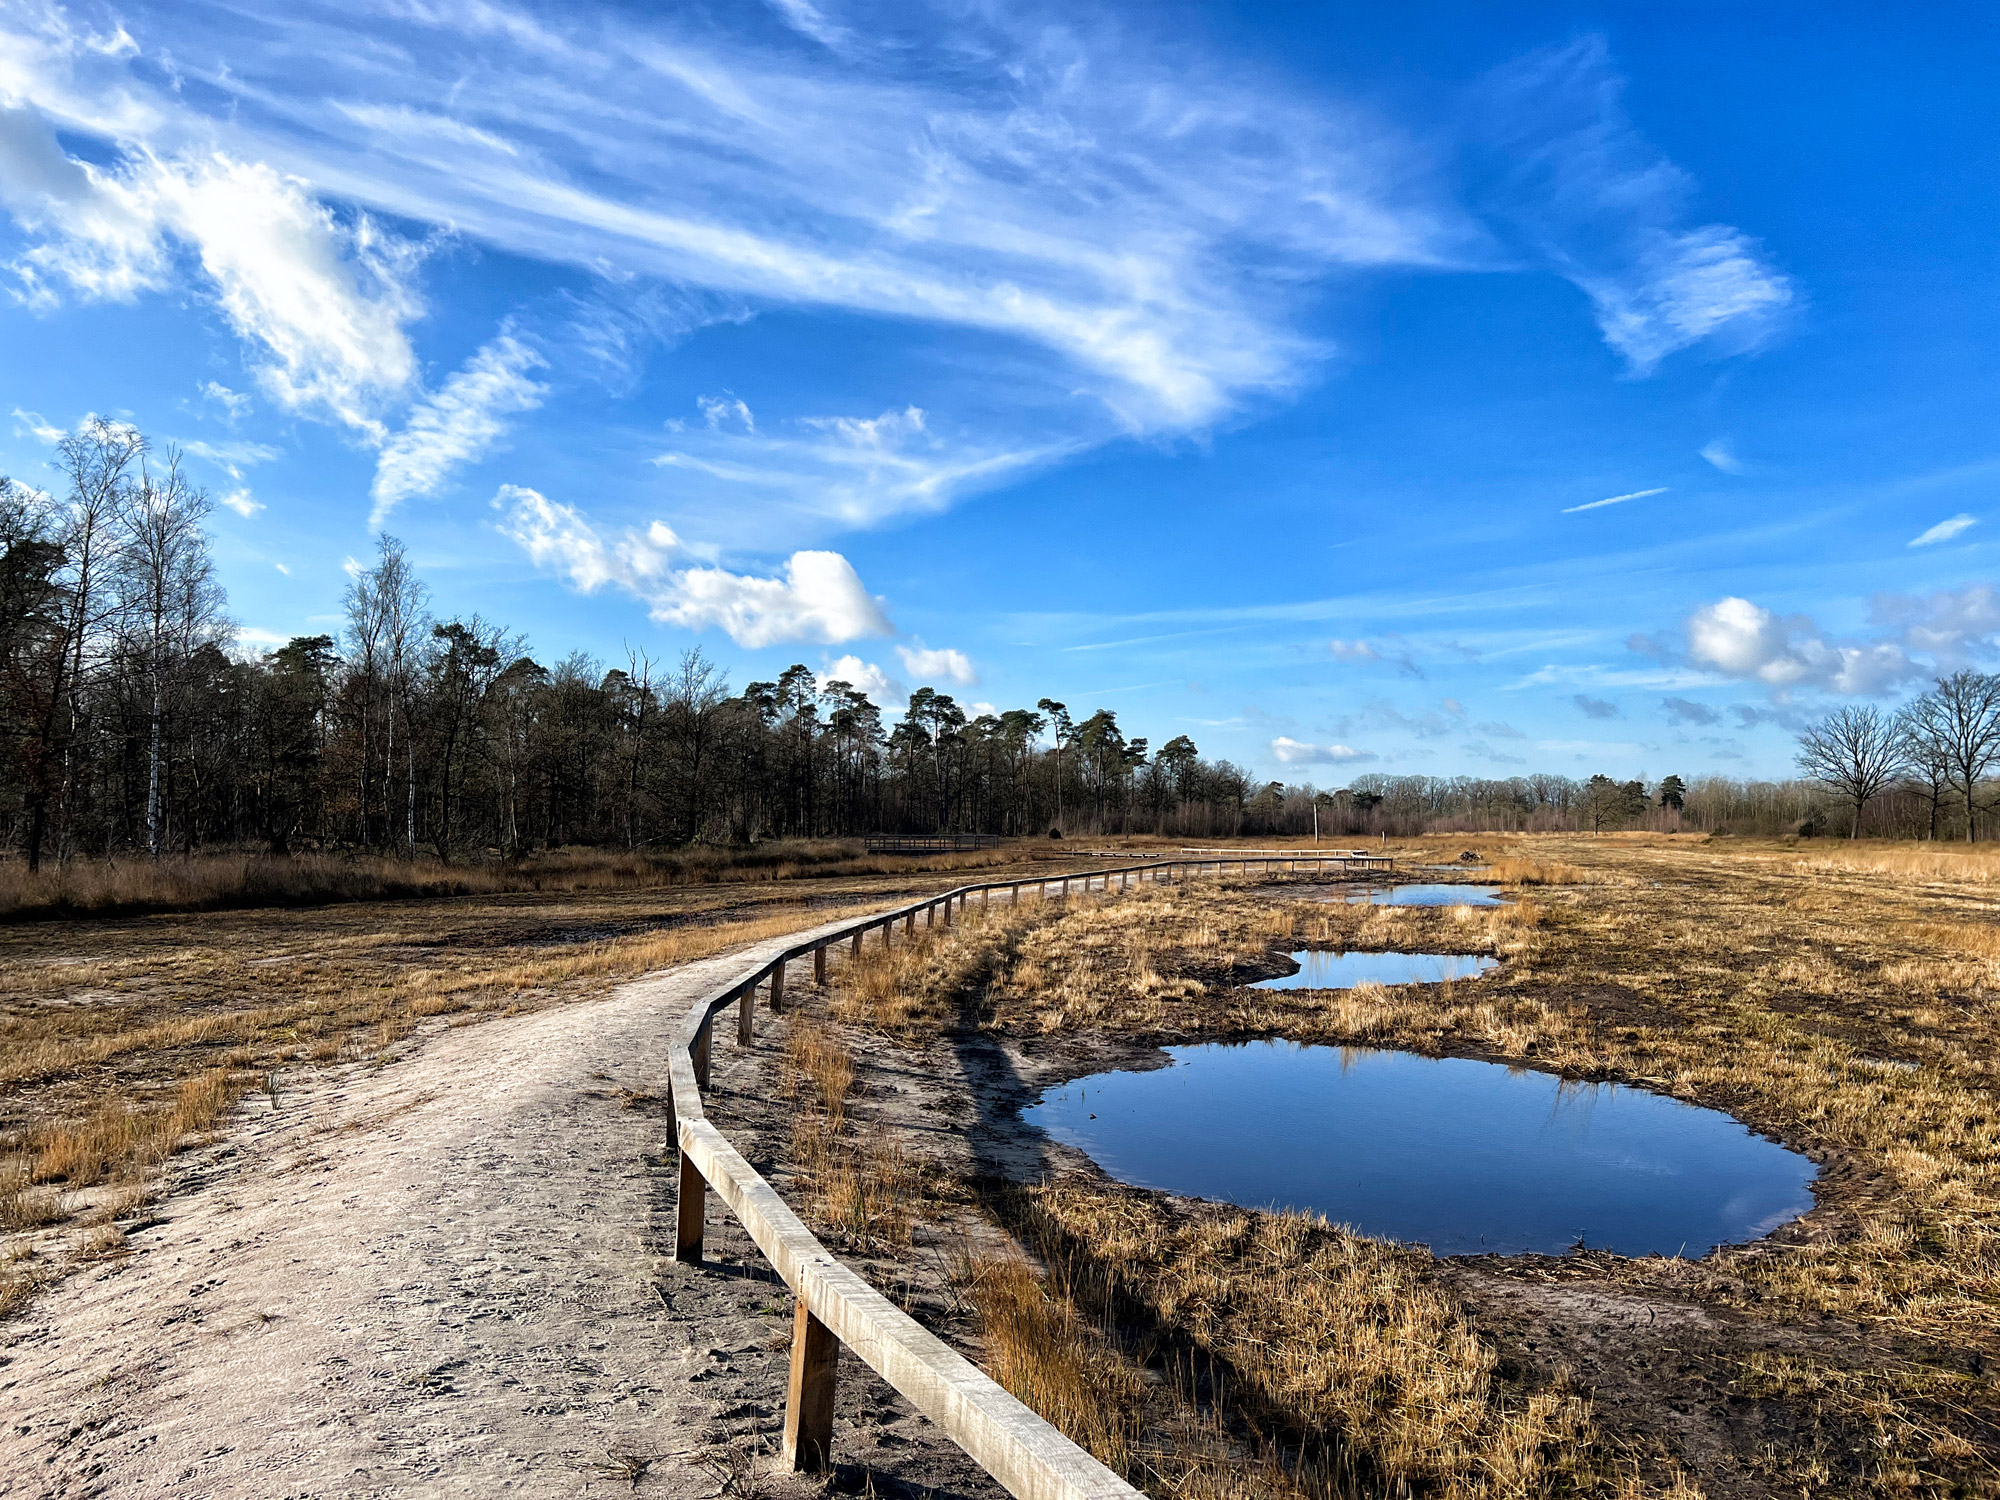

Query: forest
<box><xmin>0</xmin><ymin>419</ymin><xmax>1969</xmax><ymax>864</ymax></box>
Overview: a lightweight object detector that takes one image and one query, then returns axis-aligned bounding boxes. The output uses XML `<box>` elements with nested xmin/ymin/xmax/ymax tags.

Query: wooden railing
<box><xmin>666</xmin><ymin>851</ymin><xmax>1392</xmax><ymax>1497</ymax></box>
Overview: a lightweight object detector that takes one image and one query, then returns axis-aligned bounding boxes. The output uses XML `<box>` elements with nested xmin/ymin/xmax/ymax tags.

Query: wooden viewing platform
<box><xmin>863</xmin><ymin>833</ymin><xmax>1010</xmax><ymax>853</ymax></box>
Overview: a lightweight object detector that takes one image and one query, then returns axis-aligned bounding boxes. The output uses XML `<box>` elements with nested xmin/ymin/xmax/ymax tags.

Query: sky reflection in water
<box><xmin>1024</xmin><ymin>1041</ymin><xmax>1817</xmax><ymax>1257</ymax></box>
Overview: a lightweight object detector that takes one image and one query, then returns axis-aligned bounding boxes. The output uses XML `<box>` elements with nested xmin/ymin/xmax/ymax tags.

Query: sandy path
<box><xmin>0</xmin><ymin>917</ymin><xmax>991</xmax><ymax>1500</ymax></box>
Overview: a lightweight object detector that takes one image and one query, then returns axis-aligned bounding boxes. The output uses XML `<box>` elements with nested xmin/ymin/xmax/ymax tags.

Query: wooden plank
<box><xmin>676</xmin><ymin>1151</ymin><xmax>705</xmax><ymax>1263</ymax></box>
<box><xmin>782</xmin><ymin>1301</ymin><xmax>839</xmax><ymax>1471</ymax></box>
<box><xmin>771</xmin><ymin>957</ymin><xmax>787</xmax><ymax>1011</ymax></box>
<box><xmin>737</xmin><ymin>985</ymin><xmax>753</xmax><ymax>1045</ymax></box>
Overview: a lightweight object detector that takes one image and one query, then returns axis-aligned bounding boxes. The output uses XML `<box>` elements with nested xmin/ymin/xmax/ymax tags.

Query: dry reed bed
<box><xmin>0</xmin><ymin>840</ymin><xmax>1031</xmax><ymax>920</ymax></box>
<box><xmin>828</xmin><ymin>852</ymin><xmax>2000</xmax><ymax>1496</ymax></box>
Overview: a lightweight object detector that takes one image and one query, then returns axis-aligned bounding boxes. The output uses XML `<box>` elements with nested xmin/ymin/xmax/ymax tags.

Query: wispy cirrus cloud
<box><xmin>1699</xmin><ymin>438</ymin><xmax>1746</xmax><ymax>474</ymax></box>
<box><xmin>0</xmin><ymin>0</ymin><xmax>1465</xmax><ymax>437</ymax></box>
<box><xmin>1471</xmin><ymin>37</ymin><xmax>1795</xmax><ymax>375</ymax></box>
<box><xmin>494</xmin><ymin>482</ymin><xmax>891</xmax><ymax>648</ymax></box>
<box><xmin>0</xmin><ymin>1</ymin><xmax>1800</xmax><ymax>582</ymax></box>
<box><xmin>0</xmin><ymin>101</ymin><xmax>423</xmax><ymax>435</ymax></box>
<box><xmin>371</xmin><ymin>333</ymin><xmax>548</xmax><ymax>523</ymax></box>
<box><xmin>1909</xmin><ymin>514</ymin><xmax>1977</xmax><ymax>548</ymax></box>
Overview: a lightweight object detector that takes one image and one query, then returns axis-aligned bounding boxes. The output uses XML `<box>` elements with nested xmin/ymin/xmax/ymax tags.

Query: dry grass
<box><xmin>984</xmin><ymin>1183</ymin><xmax>1622</xmax><ymax>1500</ymax></box>
<box><xmin>845</xmin><ymin>841</ymin><xmax>2000</xmax><ymax>1494</ymax></box>
<box><xmin>1486</xmin><ymin>857</ymin><xmax>1586</xmax><ymax>886</ymax></box>
<box><xmin>0</xmin><ymin>840</ymin><xmax>1031</xmax><ymax>920</ymax></box>
<box><xmin>1787</xmin><ymin>840</ymin><xmax>2000</xmax><ymax>886</ymax></box>
<box><xmin>0</xmin><ymin>883</ymin><xmax>907</xmax><ymax>1315</ymax></box>
<box><xmin>781</xmin><ymin>1015</ymin><xmax>916</xmax><ymax>1254</ymax></box>
<box><xmin>963</xmin><ymin>1251</ymin><xmax>1144</xmax><ymax>1478</ymax></box>
<box><xmin>830</xmin><ymin>898</ymin><xmax>1037</xmax><ymax>1039</ymax></box>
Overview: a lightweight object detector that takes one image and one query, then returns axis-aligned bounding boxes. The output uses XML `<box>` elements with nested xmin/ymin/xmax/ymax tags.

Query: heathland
<box><xmin>3</xmin><ymin>833</ymin><xmax>1997</xmax><ymax>1498</ymax></box>
<box><xmin>779</xmin><ymin>833</ymin><xmax>1999</xmax><ymax>1498</ymax></box>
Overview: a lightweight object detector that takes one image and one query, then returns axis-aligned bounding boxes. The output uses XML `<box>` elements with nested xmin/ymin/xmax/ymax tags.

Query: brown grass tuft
<box><xmin>1488</xmin><ymin>857</ymin><xmax>1587</xmax><ymax>886</ymax></box>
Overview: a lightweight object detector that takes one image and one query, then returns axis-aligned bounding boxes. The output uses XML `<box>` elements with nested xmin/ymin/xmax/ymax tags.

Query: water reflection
<box><xmin>1340</xmin><ymin>884</ymin><xmax>1507</xmax><ymax>907</ymax></box>
<box><xmin>1023</xmin><ymin>1041</ymin><xmax>1817</xmax><ymax>1257</ymax></box>
<box><xmin>1252</xmin><ymin>949</ymin><xmax>1497</xmax><ymax>990</ymax></box>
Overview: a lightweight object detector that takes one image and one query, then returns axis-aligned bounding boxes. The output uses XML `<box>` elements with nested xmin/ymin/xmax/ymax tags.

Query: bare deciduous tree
<box><xmin>1899</xmin><ymin>671</ymin><xmax>2000</xmax><ymax>842</ymax></box>
<box><xmin>118</xmin><ymin>449</ymin><xmax>227</xmax><ymax>858</ymax></box>
<box><xmin>1795</xmin><ymin>704</ymin><xmax>1905</xmax><ymax>838</ymax></box>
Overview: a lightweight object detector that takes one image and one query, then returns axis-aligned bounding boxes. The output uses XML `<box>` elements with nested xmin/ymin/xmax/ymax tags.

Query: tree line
<box><xmin>0</xmin><ymin>420</ymin><xmax>1282</xmax><ymax>863</ymax></box>
<box><xmin>3</xmin><ymin>418</ymin><xmax>1961</xmax><ymax>865</ymax></box>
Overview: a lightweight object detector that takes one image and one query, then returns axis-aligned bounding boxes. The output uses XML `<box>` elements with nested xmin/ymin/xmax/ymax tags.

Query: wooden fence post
<box><xmin>694</xmin><ymin>1017</ymin><xmax>712</xmax><ymax>1088</ymax></box>
<box><xmin>904</xmin><ymin>910</ymin><xmax>916</xmax><ymax>936</ymax></box>
<box><xmin>770</xmin><ymin>958</ymin><xmax>786</xmax><ymax>1011</ymax></box>
<box><xmin>943</xmin><ymin>894</ymin><xmax>955</xmax><ymax>925</ymax></box>
<box><xmin>676</xmin><ymin>1152</ymin><xmax>705</xmax><ymax>1263</ymax></box>
<box><xmin>815</xmin><ymin>943</ymin><xmax>828</xmax><ymax>984</ymax></box>
<box><xmin>737</xmin><ymin>984</ymin><xmax>753</xmax><ymax>1045</ymax></box>
<box><xmin>782</xmin><ymin>1300</ymin><xmax>839</xmax><ymax>1471</ymax></box>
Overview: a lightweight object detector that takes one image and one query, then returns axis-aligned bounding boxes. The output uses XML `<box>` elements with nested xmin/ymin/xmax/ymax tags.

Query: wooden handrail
<box><xmin>665</xmin><ymin>850</ymin><xmax>1393</xmax><ymax>1494</ymax></box>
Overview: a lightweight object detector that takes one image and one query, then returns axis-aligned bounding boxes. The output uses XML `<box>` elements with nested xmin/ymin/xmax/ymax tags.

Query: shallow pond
<box><xmin>1023</xmin><ymin>1041</ymin><xmax>1817</xmax><ymax>1257</ymax></box>
<box><xmin>1340</xmin><ymin>883</ymin><xmax>1506</xmax><ymax>907</ymax></box>
<box><xmin>1252</xmin><ymin>949</ymin><xmax>1497</xmax><ymax>990</ymax></box>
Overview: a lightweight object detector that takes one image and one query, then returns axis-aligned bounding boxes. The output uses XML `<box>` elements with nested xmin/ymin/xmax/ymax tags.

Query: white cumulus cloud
<box><xmin>496</xmin><ymin>483</ymin><xmax>893</xmax><ymax>648</ymax></box>
<box><xmin>218</xmin><ymin>487</ymin><xmax>262</xmax><ymax>518</ymax></box>
<box><xmin>372</xmin><ymin>334</ymin><xmax>548</xmax><ymax>523</ymax></box>
<box><xmin>819</xmin><ymin>655</ymin><xmax>906</xmax><ymax>708</ymax></box>
<box><xmin>1685</xmin><ymin>596</ymin><xmax>1913</xmax><ymax>695</ymax></box>
<box><xmin>895</xmin><ymin>641</ymin><xmax>977</xmax><ymax>685</ymax></box>
<box><xmin>1271</xmin><ymin>737</ymin><xmax>1373</xmax><ymax>765</ymax></box>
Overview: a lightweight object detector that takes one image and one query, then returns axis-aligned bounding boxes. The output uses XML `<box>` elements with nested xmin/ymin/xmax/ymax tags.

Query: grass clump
<box><xmin>782</xmin><ymin>1015</ymin><xmax>915</xmax><ymax>1254</ymax></box>
<box><xmin>1488</xmin><ymin>857</ymin><xmax>1586</xmax><ymax>886</ymax></box>
<box><xmin>830</xmin><ymin>898</ymin><xmax>1035</xmax><ymax>1039</ymax></box>
<box><xmin>984</xmin><ymin>1182</ymin><xmax>1620</xmax><ymax>1500</ymax></box>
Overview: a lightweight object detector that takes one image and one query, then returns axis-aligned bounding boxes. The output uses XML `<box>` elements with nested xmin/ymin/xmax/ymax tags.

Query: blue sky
<box><xmin>1</xmin><ymin>1</ymin><xmax>1994</xmax><ymax>783</ymax></box>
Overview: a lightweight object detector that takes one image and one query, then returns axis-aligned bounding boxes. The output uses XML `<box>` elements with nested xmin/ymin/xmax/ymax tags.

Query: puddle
<box><xmin>1023</xmin><ymin>1041</ymin><xmax>1817</xmax><ymax>1257</ymax></box>
<box><xmin>1340</xmin><ymin>884</ymin><xmax>1506</xmax><ymax>907</ymax></box>
<box><xmin>1252</xmin><ymin>950</ymin><xmax>1497</xmax><ymax>990</ymax></box>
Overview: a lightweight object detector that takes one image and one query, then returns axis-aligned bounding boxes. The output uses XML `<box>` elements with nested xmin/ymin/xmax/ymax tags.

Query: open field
<box><xmin>780</xmin><ymin>834</ymin><xmax>2000</xmax><ymax>1498</ymax></box>
<box><xmin>6</xmin><ymin>833</ymin><xmax>1999</xmax><ymax>1498</ymax></box>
